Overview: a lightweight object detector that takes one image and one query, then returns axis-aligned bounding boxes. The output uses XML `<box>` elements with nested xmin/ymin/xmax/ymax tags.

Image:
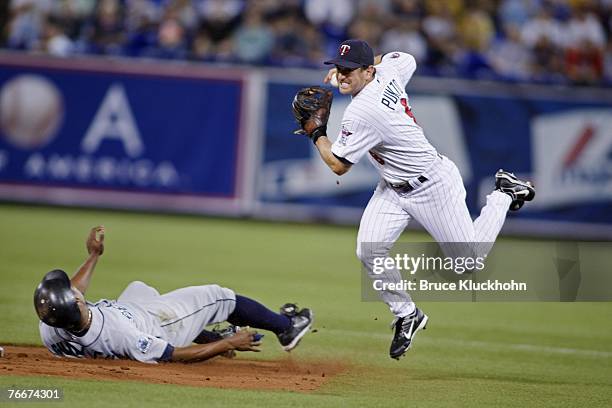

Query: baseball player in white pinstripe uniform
<box><xmin>295</xmin><ymin>39</ymin><xmax>535</xmax><ymax>360</ymax></box>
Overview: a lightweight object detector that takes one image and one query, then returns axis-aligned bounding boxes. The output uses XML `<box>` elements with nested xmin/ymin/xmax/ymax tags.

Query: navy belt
<box><xmin>388</xmin><ymin>175</ymin><xmax>428</xmax><ymax>193</ymax></box>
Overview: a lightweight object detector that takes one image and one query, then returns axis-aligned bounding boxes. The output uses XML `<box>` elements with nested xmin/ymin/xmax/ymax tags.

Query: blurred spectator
<box><xmin>166</xmin><ymin>0</ymin><xmax>199</xmax><ymax>32</ymax></box>
<box><xmin>521</xmin><ymin>6</ymin><xmax>564</xmax><ymax>49</ymax></box>
<box><xmin>564</xmin><ymin>4</ymin><xmax>606</xmax><ymax>49</ymax></box>
<box><xmin>303</xmin><ymin>0</ymin><xmax>353</xmax><ymax>49</ymax></box>
<box><xmin>215</xmin><ymin>37</ymin><xmax>236</xmax><ymax>63</ymax></box>
<box><xmin>41</xmin><ymin>16</ymin><xmax>75</xmax><ymax>57</ymax></box>
<box><xmin>563</xmin><ymin>5</ymin><xmax>607</xmax><ymax>84</ymax></box>
<box><xmin>195</xmin><ymin>0</ymin><xmax>244</xmax><ymax>22</ymax></box>
<box><xmin>144</xmin><ymin>17</ymin><xmax>189</xmax><ymax>60</ymax></box>
<box><xmin>123</xmin><ymin>1</ymin><xmax>160</xmax><ymax>57</ymax></box>
<box><xmin>347</xmin><ymin>18</ymin><xmax>384</xmax><ymax>52</ymax></box>
<box><xmin>233</xmin><ymin>5</ymin><xmax>273</xmax><ymax>64</ymax></box>
<box><xmin>487</xmin><ymin>23</ymin><xmax>532</xmax><ymax>80</ymax></box>
<box><xmin>546</xmin><ymin>0</ymin><xmax>572</xmax><ymax>22</ymax></box>
<box><xmin>565</xmin><ymin>42</ymin><xmax>605</xmax><ymax>84</ymax></box>
<box><xmin>253</xmin><ymin>0</ymin><xmax>288</xmax><ymax>19</ymax></box>
<box><xmin>458</xmin><ymin>6</ymin><xmax>494</xmax><ymax>52</ymax></box>
<box><xmin>390</xmin><ymin>0</ymin><xmax>423</xmax><ymax>19</ymax></box>
<box><xmin>2</xmin><ymin>0</ymin><xmax>611</xmax><ymax>87</ymax></box>
<box><xmin>422</xmin><ymin>1</ymin><xmax>458</xmax><ymax>72</ymax></box>
<box><xmin>124</xmin><ymin>0</ymin><xmax>162</xmax><ymax>31</ymax></box>
<box><xmin>303</xmin><ymin>0</ymin><xmax>354</xmax><ymax>30</ymax></box>
<box><xmin>7</xmin><ymin>0</ymin><xmax>53</xmax><ymax>50</ymax></box>
<box><xmin>191</xmin><ymin>31</ymin><xmax>216</xmax><ymax>61</ymax></box>
<box><xmin>302</xmin><ymin>22</ymin><xmax>326</xmax><ymax>65</ymax></box>
<box><xmin>530</xmin><ymin>36</ymin><xmax>565</xmax><ymax>82</ymax></box>
<box><xmin>195</xmin><ymin>0</ymin><xmax>243</xmax><ymax>44</ymax></box>
<box><xmin>454</xmin><ymin>5</ymin><xmax>495</xmax><ymax>77</ymax></box>
<box><xmin>48</xmin><ymin>0</ymin><xmax>95</xmax><ymax>40</ymax></box>
<box><xmin>380</xmin><ymin>18</ymin><xmax>427</xmax><ymax>62</ymax></box>
<box><xmin>85</xmin><ymin>0</ymin><xmax>126</xmax><ymax>55</ymax></box>
<box><xmin>269</xmin><ymin>9</ymin><xmax>311</xmax><ymax>66</ymax></box>
<box><xmin>424</xmin><ymin>0</ymin><xmax>464</xmax><ymax>18</ymax></box>
<box><xmin>520</xmin><ymin>5</ymin><xmax>566</xmax><ymax>81</ymax></box>
<box><xmin>358</xmin><ymin>0</ymin><xmax>393</xmax><ymax>18</ymax></box>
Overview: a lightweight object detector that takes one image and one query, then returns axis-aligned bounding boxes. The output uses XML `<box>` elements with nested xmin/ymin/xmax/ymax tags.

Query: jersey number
<box><xmin>400</xmin><ymin>98</ymin><xmax>418</xmax><ymax>124</ymax></box>
<box><xmin>369</xmin><ymin>151</ymin><xmax>385</xmax><ymax>165</ymax></box>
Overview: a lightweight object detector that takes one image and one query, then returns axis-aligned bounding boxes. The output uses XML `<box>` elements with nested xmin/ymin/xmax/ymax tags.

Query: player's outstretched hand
<box><xmin>225</xmin><ymin>328</ymin><xmax>262</xmax><ymax>352</ymax></box>
<box><xmin>323</xmin><ymin>67</ymin><xmax>337</xmax><ymax>84</ymax></box>
<box><xmin>86</xmin><ymin>226</ymin><xmax>105</xmax><ymax>256</ymax></box>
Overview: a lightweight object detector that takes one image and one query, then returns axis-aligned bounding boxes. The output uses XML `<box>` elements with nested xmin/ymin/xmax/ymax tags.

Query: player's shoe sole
<box><xmin>389</xmin><ymin>308</ymin><xmax>429</xmax><ymax>360</ymax></box>
<box><xmin>495</xmin><ymin>169</ymin><xmax>535</xmax><ymax>210</ymax></box>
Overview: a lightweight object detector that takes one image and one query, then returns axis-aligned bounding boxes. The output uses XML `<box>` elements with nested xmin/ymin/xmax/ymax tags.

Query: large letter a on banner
<box><xmin>81</xmin><ymin>84</ymin><xmax>144</xmax><ymax>158</ymax></box>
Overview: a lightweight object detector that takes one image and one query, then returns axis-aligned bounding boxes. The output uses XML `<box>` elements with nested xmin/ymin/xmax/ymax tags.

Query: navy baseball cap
<box><xmin>324</xmin><ymin>39</ymin><xmax>374</xmax><ymax>69</ymax></box>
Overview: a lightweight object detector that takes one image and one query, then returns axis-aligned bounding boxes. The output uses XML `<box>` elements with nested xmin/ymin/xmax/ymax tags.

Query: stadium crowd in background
<box><xmin>2</xmin><ymin>0</ymin><xmax>611</xmax><ymax>86</ymax></box>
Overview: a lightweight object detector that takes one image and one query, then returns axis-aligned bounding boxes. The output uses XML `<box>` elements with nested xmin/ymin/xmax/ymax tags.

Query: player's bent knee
<box><xmin>126</xmin><ymin>280</ymin><xmax>148</xmax><ymax>289</ymax></box>
<box><xmin>356</xmin><ymin>242</ymin><xmax>392</xmax><ymax>266</ymax></box>
<box><xmin>201</xmin><ymin>284</ymin><xmax>235</xmax><ymax>299</ymax></box>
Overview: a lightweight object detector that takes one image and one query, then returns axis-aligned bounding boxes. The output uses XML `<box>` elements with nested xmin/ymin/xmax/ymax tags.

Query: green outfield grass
<box><xmin>0</xmin><ymin>204</ymin><xmax>611</xmax><ymax>407</ymax></box>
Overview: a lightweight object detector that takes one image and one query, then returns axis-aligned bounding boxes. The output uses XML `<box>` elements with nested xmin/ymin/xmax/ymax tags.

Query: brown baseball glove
<box><xmin>291</xmin><ymin>86</ymin><xmax>333</xmax><ymax>143</ymax></box>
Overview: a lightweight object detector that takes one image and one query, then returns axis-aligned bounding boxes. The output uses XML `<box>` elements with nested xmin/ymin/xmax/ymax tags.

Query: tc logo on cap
<box><xmin>339</xmin><ymin>44</ymin><xmax>351</xmax><ymax>56</ymax></box>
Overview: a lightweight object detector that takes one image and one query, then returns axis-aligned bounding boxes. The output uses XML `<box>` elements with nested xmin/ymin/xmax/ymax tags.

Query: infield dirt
<box><xmin>0</xmin><ymin>346</ymin><xmax>345</xmax><ymax>392</ymax></box>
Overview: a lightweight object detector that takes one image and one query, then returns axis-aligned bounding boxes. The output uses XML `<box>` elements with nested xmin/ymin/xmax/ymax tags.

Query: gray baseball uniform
<box><xmin>39</xmin><ymin>281</ymin><xmax>235</xmax><ymax>363</ymax></box>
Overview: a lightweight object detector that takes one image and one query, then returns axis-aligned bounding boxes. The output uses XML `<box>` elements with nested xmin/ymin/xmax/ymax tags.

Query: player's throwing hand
<box><xmin>323</xmin><ymin>67</ymin><xmax>338</xmax><ymax>85</ymax></box>
<box><xmin>86</xmin><ymin>226</ymin><xmax>105</xmax><ymax>256</ymax></box>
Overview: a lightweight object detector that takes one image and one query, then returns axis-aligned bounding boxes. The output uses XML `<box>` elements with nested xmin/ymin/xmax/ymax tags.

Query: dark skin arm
<box><xmin>170</xmin><ymin>330</ymin><xmax>261</xmax><ymax>363</ymax></box>
<box><xmin>70</xmin><ymin>226</ymin><xmax>105</xmax><ymax>295</ymax></box>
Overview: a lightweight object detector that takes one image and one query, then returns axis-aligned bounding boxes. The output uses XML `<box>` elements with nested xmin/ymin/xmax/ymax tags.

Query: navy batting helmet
<box><xmin>34</xmin><ymin>269</ymin><xmax>82</xmax><ymax>329</ymax></box>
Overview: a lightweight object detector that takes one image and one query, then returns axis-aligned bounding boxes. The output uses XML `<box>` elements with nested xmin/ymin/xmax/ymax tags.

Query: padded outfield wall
<box><xmin>0</xmin><ymin>53</ymin><xmax>610</xmax><ymax>239</ymax></box>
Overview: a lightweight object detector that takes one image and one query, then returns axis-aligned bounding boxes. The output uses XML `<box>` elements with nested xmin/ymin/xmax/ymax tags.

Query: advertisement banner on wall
<box><xmin>532</xmin><ymin>109</ymin><xmax>612</xmax><ymax>208</ymax></box>
<box><xmin>0</xmin><ymin>55</ymin><xmax>248</xmax><ymax>213</ymax></box>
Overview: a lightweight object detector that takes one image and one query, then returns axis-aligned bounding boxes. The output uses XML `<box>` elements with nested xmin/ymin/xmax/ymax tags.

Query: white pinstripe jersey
<box><xmin>331</xmin><ymin>52</ymin><xmax>438</xmax><ymax>183</ymax></box>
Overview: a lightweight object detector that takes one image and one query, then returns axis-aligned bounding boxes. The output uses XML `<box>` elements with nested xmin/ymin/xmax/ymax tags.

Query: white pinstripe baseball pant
<box><xmin>357</xmin><ymin>155</ymin><xmax>512</xmax><ymax>317</ymax></box>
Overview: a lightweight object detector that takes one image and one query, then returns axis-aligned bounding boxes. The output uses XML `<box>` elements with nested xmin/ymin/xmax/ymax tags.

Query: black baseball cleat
<box><xmin>495</xmin><ymin>169</ymin><xmax>536</xmax><ymax>211</ymax></box>
<box><xmin>389</xmin><ymin>308</ymin><xmax>428</xmax><ymax>360</ymax></box>
<box><xmin>277</xmin><ymin>303</ymin><xmax>313</xmax><ymax>351</ymax></box>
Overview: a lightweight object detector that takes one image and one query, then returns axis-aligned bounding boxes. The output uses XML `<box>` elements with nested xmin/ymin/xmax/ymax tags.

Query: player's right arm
<box><xmin>70</xmin><ymin>226</ymin><xmax>105</xmax><ymax>295</ymax></box>
<box><xmin>170</xmin><ymin>330</ymin><xmax>261</xmax><ymax>362</ymax></box>
<box><xmin>378</xmin><ymin>52</ymin><xmax>417</xmax><ymax>87</ymax></box>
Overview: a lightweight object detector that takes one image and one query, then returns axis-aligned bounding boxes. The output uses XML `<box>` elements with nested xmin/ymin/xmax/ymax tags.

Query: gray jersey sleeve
<box><xmin>40</xmin><ymin>312</ymin><xmax>173</xmax><ymax>363</ymax></box>
<box><xmin>380</xmin><ymin>52</ymin><xmax>417</xmax><ymax>88</ymax></box>
<box><xmin>114</xmin><ymin>323</ymin><xmax>172</xmax><ymax>363</ymax></box>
